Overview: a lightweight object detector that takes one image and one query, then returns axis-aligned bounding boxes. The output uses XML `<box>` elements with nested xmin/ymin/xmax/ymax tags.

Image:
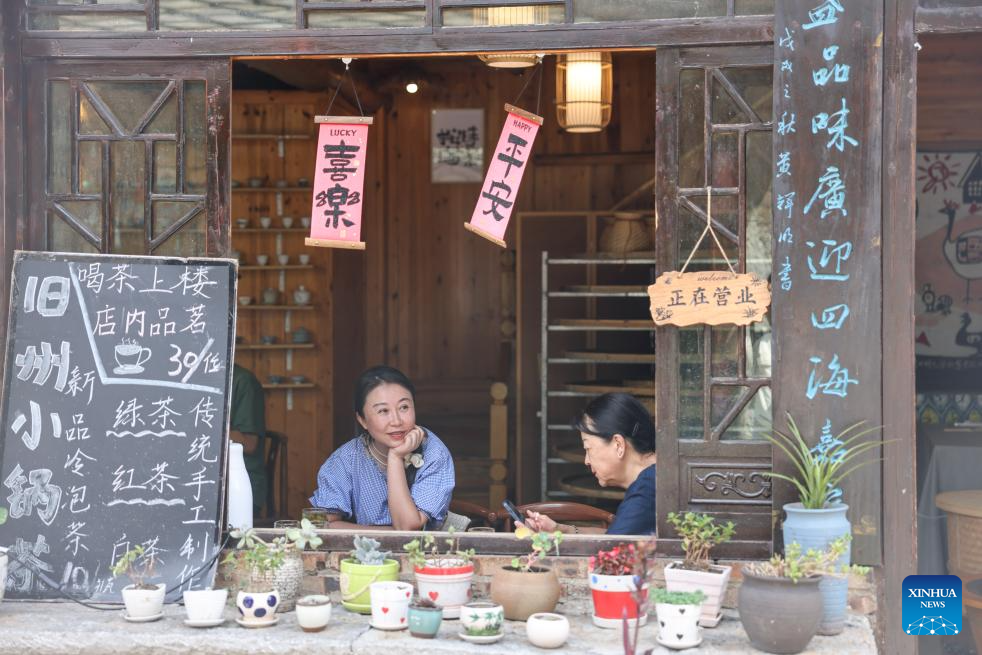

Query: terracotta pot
<box><xmin>490</xmin><ymin>566</ymin><xmax>560</xmax><ymax>621</ymax></box>
<box><xmin>663</xmin><ymin>561</ymin><xmax>732</xmax><ymax>627</ymax></box>
<box><xmin>413</xmin><ymin>559</ymin><xmax>474</xmax><ymax>619</ymax></box>
<box><xmin>738</xmin><ymin>571</ymin><xmax>823</xmax><ymax>654</ymax></box>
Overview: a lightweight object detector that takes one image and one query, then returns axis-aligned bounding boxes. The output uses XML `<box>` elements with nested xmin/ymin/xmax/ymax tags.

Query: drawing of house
<box><xmin>958</xmin><ymin>151</ymin><xmax>982</xmax><ymax>203</ymax></box>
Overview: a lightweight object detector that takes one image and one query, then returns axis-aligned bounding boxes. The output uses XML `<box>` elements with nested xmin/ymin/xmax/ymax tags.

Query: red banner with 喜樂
<box><xmin>305</xmin><ymin>116</ymin><xmax>373</xmax><ymax>250</ymax></box>
<box><xmin>465</xmin><ymin>104</ymin><xmax>542</xmax><ymax>248</ymax></box>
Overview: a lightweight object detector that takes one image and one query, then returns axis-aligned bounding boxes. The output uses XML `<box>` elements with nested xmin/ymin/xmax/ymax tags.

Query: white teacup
<box><xmin>282</xmin><ymin>216</ymin><xmax>294</xmax><ymax>229</ymax></box>
<box><xmin>369</xmin><ymin>581</ymin><xmax>413</xmax><ymax>630</ymax></box>
<box><xmin>183</xmin><ymin>588</ymin><xmax>228</xmax><ymax>622</ymax></box>
<box><xmin>256</xmin><ymin>255</ymin><xmax>269</xmax><ymax>266</ymax></box>
<box><xmin>259</xmin><ymin>216</ymin><xmax>272</xmax><ymax>229</ymax></box>
<box><xmin>296</xmin><ymin>595</ymin><xmax>332</xmax><ymax>632</ymax></box>
<box><xmin>298</xmin><ymin>254</ymin><xmax>311</xmax><ymax>266</ymax></box>
<box><xmin>278</xmin><ymin>254</ymin><xmax>290</xmax><ymax>265</ymax></box>
<box><xmin>300</xmin><ymin>216</ymin><xmax>311</xmax><ymax>229</ymax></box>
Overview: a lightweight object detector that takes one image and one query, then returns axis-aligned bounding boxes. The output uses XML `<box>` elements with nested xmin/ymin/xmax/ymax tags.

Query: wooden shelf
<box><xmin>554</xmin><ymin>445</ymin><xmax>585</xmax><ymax>464</ymax></box>
<box><xmin>236</xmin><ymin>343</ymin><xmax>315</xmax><ymax>351</ymax></box>
<box><xmin>558</xmin><ymin>473</ymin><xmax>625</xmax><ymax>501</ymax></box>
<box><xmin>233</xmin><ymin>134</ymin><xmax>312</xmax><ymax>140</ymax></box>
<box><xmin>561</xmin><ymin>381</ymin><xmax>655</xmax><ymax>397</ymax></box>
<box><xmin>239</xmin><ymin>265</ymin><xmax>314</xmax><ymax>271</ymax></box>
<box><xmin>550</xmin><ymin>285</ymin><xmax>650</xmax><ymax>297</ymax></box>
<box><xmin>233</xmin><ymin>228</ymin><xmax>309</xmax><ymax>234</ymax></box>
<box><xmin>263</xmin><ymin>383</ymin><xmax>316</xmax><ymax>390</ymax></box>
<box><xmin>233</xmin><ymin>187</ymin><xmax>312</xmax><ymax>193</ymax></box>
<box><xmin>552</xmin><ymin>351</ymin><xmax>656</xmax><ymax>364</ymax></box>
<box><xmin>237</xmin><ymin>304</ymin><xmax>315</xmax><ymax>311</ymax></box>
<box><xmin>549</xmin><ymin>319</ymin><xmax>654</xmax><ymax>331</ymax></box>
<box><xmin>549</xmin><ymin>252</ymin><xmax>656</xmax><ymax>265</ymax></box>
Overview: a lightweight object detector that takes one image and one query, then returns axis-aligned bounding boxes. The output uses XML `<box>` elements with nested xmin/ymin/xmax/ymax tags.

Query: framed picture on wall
<box><xmin>431</xmin><ymin>109</ymin><xmax>484</xmax><ymax>183</ymax></box>
<box><xmin>915</xmin><ymin>150</ymin><xmax>982</xmax><ymax>391</ymax></box>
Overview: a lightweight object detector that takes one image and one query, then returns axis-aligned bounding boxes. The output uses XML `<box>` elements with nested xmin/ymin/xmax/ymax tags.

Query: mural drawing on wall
<box><xmin>915</xmin><ymin>151</ymin><xmax>982</xmax><ymax>390</ymax></box>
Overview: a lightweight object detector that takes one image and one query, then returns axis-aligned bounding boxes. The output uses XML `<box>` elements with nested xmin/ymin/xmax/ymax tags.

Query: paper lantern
<box><xmin>477</xmin><ymin>6</ymin><xmax>550</xmax><ymax>68</ymax></box>
<box><xmin>556</xmin><ymin>51</ymin><xmax>613</xmax><ymax>133</ymax></box>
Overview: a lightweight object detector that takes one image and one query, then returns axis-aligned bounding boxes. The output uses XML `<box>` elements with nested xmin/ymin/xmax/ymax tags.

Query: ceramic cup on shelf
<box><xmin>261</xmin><ymin>288</ymin><xmax>278</xmax><ymax>305</ymax></box>
<box><xmin>277</xmin><ymin>254</ymin><xmax>290</xmax><ymax>266</ymax></box>
<box><xmin>260</xmin><ymin>335</ymin><xmax>277</xmax><ymax>345</ymax></box>
<box><xmin>235</xmin><ymin>217</ymin><xmax>249</xmax><ymax>229</ymax></box>
<box><xmin>282</xmin><ymin>216</ymin><xmax>294</xmax><ymax>229</ymax></box>
<box><xmin>247</xmin><ymin>177</ymin><xmax>264</xmax><ymax>188</ymax></box>
<box><xmin>275</xmin><ymin>179</ymin><xmax>289</xmax><ymax>189</ymax></box>
<box><xmin>290</xmin><ymin>375</ymin><xmax>307</xmax><ymax>385</ymax></box>
<box><xmin>300</xmin><ymin>216</ymin><xmax>311</xmax><ymax>229</ymax></box>
<box><xmin>259</xmin><ymin>216</ymin><xmax>272</xmax><ymax>229</ymax></box>
<box><xmin>238</xmin><ymin>296</ymin><xmax>252</xmax><ymax>307</ymax></box>
<box><xmin>297</xmin><ymin>177</ymin><xmax>310</xmax><ymax>188</ymax></box>
<box><xmin>298</xmin><ymin>254</ymin><xmax>311</xmax><ymax>266</ymax></box>
<box><xmin>268</xmin><ymin>375</ymin><xmax>285</xmax><ymax>385</ymax></box>
<box><xmin>291</xmin><ymin>327</ymin><xmax>312</xmax><ymax>344</ymax></box>
<box><xmin>256</xmin><ymin>255</ymin><xmax>269</xmax><ymax>266</ymax></box>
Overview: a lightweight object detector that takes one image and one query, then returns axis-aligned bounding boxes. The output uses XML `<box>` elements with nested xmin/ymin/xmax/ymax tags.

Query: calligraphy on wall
<box><xmin>648</xmin><ymin>270</ymin><xmax>771</xmax><ymax>326</ymax></box>
<box><xmin>305</xmin><ymin>116</ymin><xmax>373</xmax><ymax>251</ymax></box>
<box><xmin>0</xmin><ymin>251</ymin><xmax>235</xmax><ymax>601</ymax></box>
<box><xmin>772</xmin><ymin>0</ymin><xmax>884</xmax><ymax>561</ymax></box>
<box><xmin>465</xmin><ymin>104</ymin><xmax>542</xmax><ymax>248</ymax></box>
<box><xmin>431</xmin><ymin>109</ymin><xmax>484</xmax><ymax>183</ymax></box>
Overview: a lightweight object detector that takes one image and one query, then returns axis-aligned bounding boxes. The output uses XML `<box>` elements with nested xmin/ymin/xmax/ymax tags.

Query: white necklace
<box><xmin>367</xmin><ymin>440</ymin><xmax>388</xmax><ymax>469</ymax></box>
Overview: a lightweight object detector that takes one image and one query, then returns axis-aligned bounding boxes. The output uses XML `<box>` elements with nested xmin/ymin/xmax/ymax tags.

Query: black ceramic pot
<box><xmin>737</xmin><ymin>572</ymin><xmax>823</xmax><ymax>654</ymax></box>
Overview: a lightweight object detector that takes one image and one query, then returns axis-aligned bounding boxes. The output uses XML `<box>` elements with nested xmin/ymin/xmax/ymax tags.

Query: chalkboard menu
<box><xmin>772</xmin><ymin>2</ymin><xmax>884</xmax><ymax>563</ymax></box>
<box><xmin>0</xmin><ymin>252</ymin><xmax>236</xmax><ymax>601</ymax></box>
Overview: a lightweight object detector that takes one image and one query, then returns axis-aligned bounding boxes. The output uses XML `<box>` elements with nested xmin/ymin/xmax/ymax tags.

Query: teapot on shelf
<box><xmin>261</xmin><ymin>288</ymin><xmax>279</xmax><ymax>305</ymax></box>
<box><xmin>293</xmin><ymin>285</ymin><xmax>312</xmax><ymax>306</ymax></box>
<box><xmin>291</xmin><ymin>327</ymin><xmax>313</xmax><ymax>344</ymax></box>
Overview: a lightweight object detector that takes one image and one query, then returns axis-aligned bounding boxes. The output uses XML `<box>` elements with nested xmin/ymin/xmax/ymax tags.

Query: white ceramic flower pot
<box><xmin>461</xmin><ymin>601</ymin><xmax>504</xmax><ymax>637</ymax></box>
<box><xmin>414</xmin><ymin>559</ymin><xmax>474</xmax><ymax>619</ymax></box>
<box><xmin>236</xmin><ymin>589</ymin><xmax>280</xmax><ymax>624</ymax></box>
<box><xmin>296</xmin><ymin>595</ymin><xmax>332</xmax><ymax>632</ymax></box>
<box><xmin>663</xmin><ymin>561</ymin><xmax>732</xmax><ymax>627</ymax></box>
<box><xmin>526</xmin><ymin>612</ymin><xmax>570</xmax><ymax>649</ymax></box>
<box><xmin>656</xmin><ymin>602</ymin><xmax>703</xmax><ymax>650</ymax></box>
<box><xmin>369</xmin><ymin>581</ymin><xmax>413</xmax><ymax>630</ymax></box>
<box><xmin>183</xmin><ymin>588</ymin><xmax>228</xmax><ymax>622</ymax></box>
<box><xmin>121</xmin><ymin>583</ymin><xmax>166</xmax><ymax>619</ymax></box>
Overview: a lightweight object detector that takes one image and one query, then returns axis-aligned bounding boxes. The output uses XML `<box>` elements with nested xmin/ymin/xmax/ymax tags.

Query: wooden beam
<box><xmin>881</xmin><ymin>0</ymin><xmax>918</xmax><ymax>652</ymax></box>
<box><xmin>916</xmin><ymin>6</ymin><xmax>982</xmax><ymax>34</ymax></box>
<box><xmin>20</xmin><ymin>16</ymin><xmax>774</xmax><ymax>58</ymax></box>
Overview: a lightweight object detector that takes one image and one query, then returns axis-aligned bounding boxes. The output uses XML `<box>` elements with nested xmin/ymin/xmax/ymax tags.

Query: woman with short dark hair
<box><xmin>521</xmin><ymin>392</ymin><xmax>656</xmax><ymax>535</ymax></box>
<box><xmin>309</xmin><ymin>365</ymin><xmax>455</xmax><ymax>530</ymax></box>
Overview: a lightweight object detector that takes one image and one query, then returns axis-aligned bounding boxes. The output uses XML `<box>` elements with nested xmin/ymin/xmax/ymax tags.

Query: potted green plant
<box><xmin>738</xmin><ymin>536</ymin><xmax>867</xmax><ymax>654</ymax></box>
<box><xmin>653</xmin><ymin>589</ymin><xmax>706</xmax><ymax>651</ymax></box>
<box><xmin>339</xmin><ymin>536</ymin><xmax>400</xmax><ymax>614</ymax></box>
<box><xmin>223</xmin><ymin>530</ymin><xmax>284</xmax><ymax>626</ymax></box>
<box><xmin>589</xmin><ymin>543</ymin><xmax>648</xmax><ymax>629</ymax></box>
<box><xmin>766</xmin><ymin>414</ymin><xmax>883</xmax><ymax>635</ymax></box>
<box><xmin>490</xmin><ymin>528</ymin><xmax>564</xmax><ymax>620</ymax></box>
<box><xmin>405</xmin><ymin>527</ymin><xmax>475</xmax><ymax>618</ymax></box>
<box><xmin>407</xmin><ymin>597</ymin><xmax>443</xmax><ymax>639</ymax></box>
<box><xmin>111</xmin><ymin>544</ymin><xmax>165</xmax><ymax>621</ymax></box>
<box><xmin>662</xmin><ymin>511</ymin><xmax>735</xmax><ymax>627</ymax></box>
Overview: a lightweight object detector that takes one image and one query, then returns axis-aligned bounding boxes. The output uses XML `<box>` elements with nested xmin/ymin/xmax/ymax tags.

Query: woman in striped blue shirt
<box><xmin>310</xmin><ymin>366</ymin><xmax>455</xmax><ymax>531</ymax></box>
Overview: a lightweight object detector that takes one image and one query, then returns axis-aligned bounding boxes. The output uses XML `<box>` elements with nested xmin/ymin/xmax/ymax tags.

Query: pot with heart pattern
<box><xmin>412</xmin><ymin>559</ymin><xmax>474</xmax><ymax>619</ymax></box>
<box><xmin>369</xmin><ymin>581</ymin><xmax>413</xmax><ymax>630</ymax></box>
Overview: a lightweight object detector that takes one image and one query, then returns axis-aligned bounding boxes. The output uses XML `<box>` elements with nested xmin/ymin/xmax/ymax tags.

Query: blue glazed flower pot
<box><xmin>408</xmin><ymin>605</ymin><xmax>443</xmax><ymax>638</ymax></box>
<box><xmin>782</xmin><ymin>502</ymin><xmax>850</xmax><ymax>636</ymax></box>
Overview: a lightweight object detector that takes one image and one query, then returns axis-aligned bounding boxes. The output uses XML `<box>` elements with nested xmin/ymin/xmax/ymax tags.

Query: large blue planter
<box><xmin>782</xmin><ymin>502</ymin><xmax>851</xmax><ymax>636</ymax></box>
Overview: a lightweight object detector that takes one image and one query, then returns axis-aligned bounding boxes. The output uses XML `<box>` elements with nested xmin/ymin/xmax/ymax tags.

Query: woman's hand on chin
<box><xmin>388</xmin><ymin>425</ymin><xmax>424</xmax><ymax>459</ymax></box>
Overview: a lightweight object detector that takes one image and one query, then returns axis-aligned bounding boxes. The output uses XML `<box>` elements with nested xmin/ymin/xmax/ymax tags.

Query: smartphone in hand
<box><xmin>501</xmin><ymin>499</ymin><xmax>524</xmax><ymax>525</ymax></box>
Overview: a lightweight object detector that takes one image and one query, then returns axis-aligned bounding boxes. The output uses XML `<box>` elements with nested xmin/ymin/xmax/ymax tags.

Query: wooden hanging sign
<box><xmin>305</xmin><ymin>115</ymin><xmax>373</xmax><ymax>251</ymax></box>
<box><xmin>465</xmin><ymin>104</ymin><xmax>543</xmax><ymax>248</ymax></box>
<box><xmin>648</xmin><ymin>270</ymin><xmax>771</xmax><ymax>326</ymax></box>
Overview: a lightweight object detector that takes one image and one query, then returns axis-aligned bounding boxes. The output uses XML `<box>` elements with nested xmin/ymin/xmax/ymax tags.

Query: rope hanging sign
<box><xmin>647</xmin><ymin>188</ymin><xmax>771</xmax><ymax>326</ymax></box>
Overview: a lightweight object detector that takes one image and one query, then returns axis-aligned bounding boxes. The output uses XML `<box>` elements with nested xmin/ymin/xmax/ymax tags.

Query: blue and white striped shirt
<box><xmin>309</xmin><ymin>429</ymin><xmax>455</xmax><ymax>530</ymax></box>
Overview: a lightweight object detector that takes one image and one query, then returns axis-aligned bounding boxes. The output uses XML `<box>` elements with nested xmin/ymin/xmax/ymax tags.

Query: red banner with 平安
<box><xmin>305</xmin><ymin>116</ymin><xmax>373</xmax><ymax>250</ymax></box>
<box><xmin>465</xmin><ymin>104</ymin><xmax>542</xmax><ymax>248</ymax></box>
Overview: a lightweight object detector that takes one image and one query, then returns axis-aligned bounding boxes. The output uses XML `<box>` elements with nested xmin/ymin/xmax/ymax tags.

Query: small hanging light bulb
<box><xmin>405</xmin><ymin>81</ymin><xmax>419</xmax><ymax>94</ymax></box>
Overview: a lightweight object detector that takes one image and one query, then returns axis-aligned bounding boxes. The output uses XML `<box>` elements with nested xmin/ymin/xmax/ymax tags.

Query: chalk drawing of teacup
<box><xmin>114</xmin><ymin>342</ymin><xmax>152</xmax><ymax>375</ymax></box>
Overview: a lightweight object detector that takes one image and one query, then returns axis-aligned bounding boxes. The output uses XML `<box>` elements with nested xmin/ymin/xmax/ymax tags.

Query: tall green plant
<box><xmin>765</xmin><ymin>414</ymin><xmax>884</xmax><ymax>509</ymax></box>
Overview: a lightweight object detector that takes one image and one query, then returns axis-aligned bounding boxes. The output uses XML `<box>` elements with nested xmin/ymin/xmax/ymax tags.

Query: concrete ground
<box><xmin>0</xmin><ymin>601</ymin><xmax>877</xmax><ymax>654</ymax></box>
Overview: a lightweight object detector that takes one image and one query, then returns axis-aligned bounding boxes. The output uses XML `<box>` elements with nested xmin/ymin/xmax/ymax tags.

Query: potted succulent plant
<box><xmin>653</xmin><ymin>589</ymin><xmax>706</xmax><ymax>651</ymax></box>
<box><xmin>0</xmin><ymin>508</ymin><xmax>7</xmax><ymax>605</ymax></box>
<box><xmin>111</xmin><ymin>544</ymin><xmax>165</xmax><ymax>621</ymax></box>
<box><xmin>404</xmin><ymin>527</ymin><xmax>475</xmax><ymax>619</ymax></box>
<box><xmin>738</xmin><ymin>536</ymin><xmax>866</xmax><ymax>654</ymax></box>
<box><xmin>490</xmin><ymin>528</ymin><xmax>564</xmax><ymax>620</ymax></box>
<box><xmin>339</xmin><ymin>536</ymin><xmax>400</xmax><ymax>614</ymax></box>
<box><xmin>662</xmin><ymin>511</ymin><xmax>735</xmax><ymax>627</ymax></box>
<box><xmin>223</xmin><ymin>531</ymin><xmax>284</xmax><ymax>626</ymax></box>
<box><xmin>589</xmin><ymin>543</ymin><xmax>648</xmax><ymax>628</ymax></box>
<box><xmin>407</xmin><ymin>597</ymin><xmax>443</xmax><ymax>639</ymax></box>
<box><xmin>766</xmin><ymin>414</ymin><xmax>884</xmax><ymax>635</ymax></box>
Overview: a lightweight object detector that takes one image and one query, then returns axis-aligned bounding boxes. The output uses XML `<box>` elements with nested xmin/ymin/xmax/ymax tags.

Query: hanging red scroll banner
<box><xmin>465</xmin><ymin>104</ymin><xmax>543</xmax><ymax>248</ymax></box>
<box><xmin>304</xmin><ymin>115</ymin><xmax>373</xmax><ymax>250</ymax></box>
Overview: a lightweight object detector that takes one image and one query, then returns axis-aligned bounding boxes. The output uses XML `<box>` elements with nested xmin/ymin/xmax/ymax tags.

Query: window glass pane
<box><xmin>711</xmin><ymin>385</ymin><xmax>743</xmax><ymax>427</ymax></box>
<box><xmin>159</xmin><ymin>0</ymin><xmax>294</xmax><ymax>31</ymax></box>
<box><xmin>48</xmin><ymin>213</ymin><xmax>98</xmax><ymax>254</ymax></box>
<box><xmin>723</xmin><ymin>67</ymin><xmax>773</xmax><ymax>123</ymax></box>
<box><xmin>110</xmin><ymin>141</ymin><xmax>147</xmax><ymax>255</ymax></box>
<box><xmin>48</xmin><ymin>81</ymin><xmax>71</xmax><ymax>196</ymax></box>
<box><xmin>734</xmin><ymin>0</ymin><xmax>774</xmax><ymax>14</ymax></box>
<box><xmin>79</xmin><ymin>94</ymin><xmax>111</xmax><ymax>136</ymax></box>
<box><xmin>154</xmin><ymin>142</ymin><xmax>178</xmax><ymax>194</ymax></box>
<box><xmin>154</xmin><ymin>200</ymin><xmax>203</xmax><ymax>239</ymax></box>
<box><xmin>153</xmin><ymin>211</ymin><xmax>207</xmax><ymax>257</ymax></box>
<box><xmin>29</xmin><ymin>13</ymin><xmax>147</xmax><ymax>31</ymax></box>
<box><xmin>679</xmin><ymin>69</ymin><xmax>705</xmax><ymax>189</ymax></box>
<box><xmin>58</xmin><ymin>200</ymin><xmax>103</xmax><ymax>239</ymax></box>
<box><xmin>711</xmin><ymin>132</ymin><xmax>739</xmax><ymax>189</ymax></box>
<box><xmin>184</xmin><ymin>81</ymin><xmax>207</xmax><ymax>195</ymax></box>
<box><xmin>746</xmin><ymin>130</ymin><xmax>772</xmax><ymax>278</ymax></box>
<box><xmin>444</xmin><ymin>5</ymin><xmax>561</xmax><ymax>27</ymax></box>
<box><xmin>679</xmin><ymin>197</ymin><xmax>738</xmax><ymax>269</ymax></box>
<box><xmin>711</xmin><ymin>75</ymin><xmax>750</xmax><ymax>125</ymax></box>
<box><xmin>574</xmin><ymin>0</ymin><xmax>725</xmax><ymax>22</ymax></box>
<box><xmin>711</xmin><ymin>326</ymin><xmax>740</xmax><ymax>378</ymax></box>
<box><xmin>721</xmin><ymin>385</ymin><xmax>771</xmax><ymax>440</ymax></box>
<box><xmin>79</xmin><ymin>141</ymin><xmax>103</xmax><ymax>194</ymax></box>
<box><xmin>747</xmin><ymin>315</ymin><xmax>772</xmax><ymax>378</ymax></box>
<box><xmin>146</xmin><ymin>92</ymin><xmax>178</xmax><ymax>135</ymax></box>
<box><xmin>679</xmin><ymin>326</ymin><xmax>704</xmax><ymax>440</ymax></box>
<box><xmin>86</xmin><ymin>81</ymin><xmax>169</xmax><ymax>135</ymax></box>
